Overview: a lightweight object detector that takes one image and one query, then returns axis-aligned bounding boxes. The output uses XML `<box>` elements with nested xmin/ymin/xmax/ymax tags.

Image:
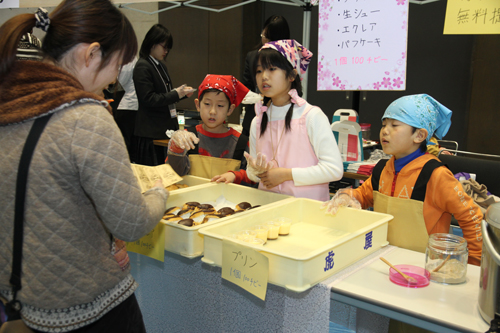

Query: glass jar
<box><xmin>425</xmin><ymin>233</ymin><xmax>468</xmax><ymax>284</ymax></box>
<box><xmin>359</xmin><ymin>123</ymin><xmax>371</xmax><ymax>141</ymax></box>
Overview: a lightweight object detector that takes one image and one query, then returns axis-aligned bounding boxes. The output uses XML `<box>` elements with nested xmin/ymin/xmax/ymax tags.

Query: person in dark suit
<box><xmin>240</xmin><ymin>15</ymin><xmax>290</xmax><ymax>136</ymax></box>
<box><xmin>133</xmin><ymin>24</ymin><xmax>194</xmax><ymax>165</ymax></box>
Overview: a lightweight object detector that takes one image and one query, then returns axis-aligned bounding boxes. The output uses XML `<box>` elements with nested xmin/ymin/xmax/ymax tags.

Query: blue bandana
<box><xmin>382</xmin><ymin>94</ymin><xmax>452</xmax><ymax>144</ymax></box>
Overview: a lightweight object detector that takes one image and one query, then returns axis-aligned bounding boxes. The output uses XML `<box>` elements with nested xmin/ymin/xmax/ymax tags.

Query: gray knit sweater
<box><xmin>0</xmin><ymin>101</ymin><xmax>167</xmax><ymax>331</ymax></box>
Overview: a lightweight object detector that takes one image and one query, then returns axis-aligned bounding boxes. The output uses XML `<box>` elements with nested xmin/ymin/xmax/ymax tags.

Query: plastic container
<box><xmin>425</xmin><ymin>233</ymin><xmax>468</xmax><ymax>284</ymax></box>
<box><xmin>389</xmin><ymin>265</ymin><xmax>430</xmax><ymax>288</ymax></box>
<box><xmin>251</xmin><ymin>225</ymin><xmax>270</xmax><ymax>244</ymax></box>
<box><xmin>236</xmin><ymin>230</ymin><xmax>257</xmax><ymax>240</ymax></box>
<box><xmin>275</xmin><ymin>217</ymin><xmax>292</xmax><ymax>236</ymax></box>
<box><xmin>359</xmin><ymin>123</ymin><xmax>371</xmax><ymax>141</ymax></box>
<box><xmin>177</xmin><ymin>175</ymin><xmax>211</xmax><ymax>187</ymax></box>
<box><xmin>199</xmin><ymin>198</ymin><xmax>393</xmax><ymax>292</ymax></box>
<box><xmin>265</xmin><ymin>221</ymin><xmax>281</xmax><ymax>240</ymax></box>
<box><xmin>161</xmin><ymin>183</ymin><xmax>290</xmax><ymax>258</ymax></box>
<box><xmin>165</xmin><ymin>175</ymin><xmax>211</xmax><ymax>192</ymax></box>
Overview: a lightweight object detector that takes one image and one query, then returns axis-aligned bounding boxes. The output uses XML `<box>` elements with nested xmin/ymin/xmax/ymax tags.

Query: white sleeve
<box><xmin>291</xmin><ymin>107</ymin><xmax>344</xmax><ymax>186</ymax></box>
<box><xmin>249</xmin><ymin>116</ymin><xmax>258</xmax><ymax>159</ymax></box>
<box><xmin>246</xmin><ymin>117</ymin><xmax>261</xmax><ymax>182</ymax></box>
<box><xmin>117</xmin><ymin>57</ymin><xmax>137</xmax><ymax>109</ymax></box>
<box><xmin>117</xmin><ymin>61</ymin><xmax>134</xmax><ymax>89</ymax></box>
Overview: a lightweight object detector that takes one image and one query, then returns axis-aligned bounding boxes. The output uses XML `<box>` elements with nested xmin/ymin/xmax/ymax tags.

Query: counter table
<box><xmin>129</xmin><ymin>246</ymin><xmax>489</xmax><ymax>332</ymax></box>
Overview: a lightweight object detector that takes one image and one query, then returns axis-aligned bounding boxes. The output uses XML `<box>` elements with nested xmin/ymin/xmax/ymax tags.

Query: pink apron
<box><xmin>256</xmin><ymin>105</ymin><xmax>329</xmax><ymax>201</ymax></box>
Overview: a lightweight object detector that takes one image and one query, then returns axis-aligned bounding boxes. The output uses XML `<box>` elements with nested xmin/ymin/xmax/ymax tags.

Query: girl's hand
<box><xmin>211</xmin><ymin>172</ymin><xmax>236</xmax><ymax>184</ymax></box>
<box><xmin>244</xmin><ymin>152</ymin><xmax>273</xmax><ymax>174</ymax></box>
<box><xmin>259</xmin><ymin>168</ymin><xmax>292</xmax><ymax>189</ymax></box>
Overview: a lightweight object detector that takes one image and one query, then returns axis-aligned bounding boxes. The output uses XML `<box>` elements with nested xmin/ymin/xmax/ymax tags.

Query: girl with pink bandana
<box><xmin>232</xmin><ymin>40</ymin><xmax>344</xmax><ymax>200</ymax></box>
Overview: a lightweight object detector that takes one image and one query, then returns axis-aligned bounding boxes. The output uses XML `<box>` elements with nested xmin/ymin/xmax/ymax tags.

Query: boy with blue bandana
<box><xmin>323</xmin><ymin>94</ymin><xmax>482</xmax><ymax>265</ymax></box>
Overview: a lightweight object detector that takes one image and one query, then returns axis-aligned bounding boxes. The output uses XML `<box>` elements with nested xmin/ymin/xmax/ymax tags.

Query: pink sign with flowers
<box><xmin>317</xmin><ymin>0</ymin><xmax>409</xmax><ymax>91</ymax></box>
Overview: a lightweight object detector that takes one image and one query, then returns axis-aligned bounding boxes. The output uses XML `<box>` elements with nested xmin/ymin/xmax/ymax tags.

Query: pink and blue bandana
<box><xmin>382</xmin><ymin>94</ymin><xmax>453</xmax><ymax>143</ymax></box>
<box><xmin>260</xmin><ymin>39</ymin><xmax>313</xmax><ymax>76</ymax></box>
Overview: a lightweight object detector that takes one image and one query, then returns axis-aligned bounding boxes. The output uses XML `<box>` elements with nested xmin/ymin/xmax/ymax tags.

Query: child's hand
<box><xmin>244</xmin><ymin>152</ymin><xmax>273</xmax><ymax>174</ymax></box>
<box><xmin>170</xmin><ymin>130</ymin><xmax>199</xmax><ymax>150</ymax></box>
<box><xmin>439</xmin><ymin>147</ymin><xmax>453</xmax><ymax>155</ymax></box>
<box><xmin>259</xmin><ymin>168</ymin><xmax>292</xmax><ymax>189</ymax></box>
<box><xmin>211</xmin><ymin>172</ymin><xmax>236</xmax><ymax>184</ymax></box>
<box><xmin>321</xmin><ymin>189</ymin><xmax>361</xmax><ymax>215</ymax></box>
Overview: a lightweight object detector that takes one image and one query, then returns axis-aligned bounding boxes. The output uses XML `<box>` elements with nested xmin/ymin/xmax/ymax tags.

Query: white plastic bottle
<box><xmin>240</xmin><ymin>107</ymin><xmax>246</xmax><ymax>126</ymax></box>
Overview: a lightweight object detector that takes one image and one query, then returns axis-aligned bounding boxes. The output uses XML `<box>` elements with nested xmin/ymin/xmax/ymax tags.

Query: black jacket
<box><xmin>133</xmin><ymin>56</ymin><xmax>180</xmax><ymax>139</ymax></box>
<box><xmin>241</xmin><ymin>50</ymin><xmax>258</xmax><ymax>135</ymax></box>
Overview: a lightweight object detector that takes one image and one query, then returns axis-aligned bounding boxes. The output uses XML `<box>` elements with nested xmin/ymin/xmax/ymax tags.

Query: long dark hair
<box><xmin>255</xmin><ymin>15</ymin><xmax>290</xmax><ymax>49</ymax></box>
<box><xmin>0</xmin><ymin>0</ymin><xmax>137</xmax><ymax>78</ymax></box>
<box><xmin>263</xmin><ymin>15</ymin><xmax>290</xmax><ymax>43</ymax></box>
<box><xmin>253</xmin><ymin>48</ymin><xmax>303</xmax><ymax>137</ymax></box>
<box><xmin>139</xmin><ymin>24</ymin><xmax>173</xmax><ymax>59</ymax></box>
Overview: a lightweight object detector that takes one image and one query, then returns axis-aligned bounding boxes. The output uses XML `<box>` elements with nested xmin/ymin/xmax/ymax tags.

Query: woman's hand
<box><xmin>175</xmin><ymin>84</ymin><xmax>195</xmax><ymax>98</ymax></box>
<box><xmin>153</xmin><ymin>179</ymin><xmax>164</xmax><ymax>189</ymax></box>
<box><xmin>211</xmin><ymin>172</ymin><xmax>236</xmax><ymax>184</ymax></box>
<box><xmin>259</xmin><ymin>168</ymin><xmax>292</xmax><ymax>189</ymax></box>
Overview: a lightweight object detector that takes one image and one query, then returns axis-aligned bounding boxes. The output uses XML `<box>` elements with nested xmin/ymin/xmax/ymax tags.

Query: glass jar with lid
<box><xmin>359</xmin><ymin>123</ymin><xmax>371</xmax><ymax>141</ymax></box>
<box><xmin>425</xmin><ymin>233</ymin><xmax>468</xmax><ymax>284</ymax></box>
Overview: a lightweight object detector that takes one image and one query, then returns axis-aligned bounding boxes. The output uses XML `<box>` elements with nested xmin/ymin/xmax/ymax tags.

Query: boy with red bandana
<box><xmin>166</xmin><ymin>75</ymin><xmax>255</xmax><ymax>184</ymax></box>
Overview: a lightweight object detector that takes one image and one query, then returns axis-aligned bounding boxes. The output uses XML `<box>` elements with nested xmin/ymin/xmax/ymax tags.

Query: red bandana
<box><xmin>198</xmin><ymin>75</ymin><xmax>249</xmax><ymax>107</ymax></box>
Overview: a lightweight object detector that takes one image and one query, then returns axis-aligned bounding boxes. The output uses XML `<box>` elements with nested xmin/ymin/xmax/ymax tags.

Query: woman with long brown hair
<box><xmin>0</xmin><ymin>1</ymin><xmax>168</xmax><ymax>332</ymax></box>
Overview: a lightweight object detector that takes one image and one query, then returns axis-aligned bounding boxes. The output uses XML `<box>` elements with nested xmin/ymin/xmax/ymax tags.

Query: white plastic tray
<box><xmin>176</xmin><ymin>175</ymin><xmax>211</xmax><ymax>188</ymax></box>
<box><xmin>199</xmin><ymin>198</ymin><xmax>392</xmax><ymax>292</ymax></box>
<box><xmin>161</xmin><ymin>183</ymin><xmax>291</xmax><ymax>258</ymax></box>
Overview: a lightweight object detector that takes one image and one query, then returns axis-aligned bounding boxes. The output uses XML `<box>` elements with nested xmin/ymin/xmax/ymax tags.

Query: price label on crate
<box><xmin>126</xmin><ymin>223</ymin><xmax>165</xmax><ymax>262</ymax></box>
<box><xmin>221</xmin><ymin>238</ymin><xmax>268</xmax><ymax>300</ymax></box>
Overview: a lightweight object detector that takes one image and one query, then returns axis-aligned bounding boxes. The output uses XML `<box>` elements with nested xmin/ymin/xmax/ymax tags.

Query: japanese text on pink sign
<box><xmin>318</xmin><ymin>0</ymin><xmax>409</xmax><ymax>91</ymax></box>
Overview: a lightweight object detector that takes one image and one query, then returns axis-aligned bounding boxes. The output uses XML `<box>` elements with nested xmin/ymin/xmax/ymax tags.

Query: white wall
<box><xmin>0</xmin><ymin>3</ymin><xmax>158</xmax><ymax>53</ymax></box>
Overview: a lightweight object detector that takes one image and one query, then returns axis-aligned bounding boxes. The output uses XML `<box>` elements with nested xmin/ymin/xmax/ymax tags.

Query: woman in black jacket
<box><xmin>133</xmin><ymin>24</ymin><xmax>194</xmax><ymax>165</ymax></box>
